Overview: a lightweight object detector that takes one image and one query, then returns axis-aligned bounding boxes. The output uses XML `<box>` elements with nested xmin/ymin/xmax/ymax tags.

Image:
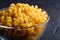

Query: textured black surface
<box><xmin>0</xmin><ymin>0</ymin><xmax>60</xmax><ymax>40</ymax></box>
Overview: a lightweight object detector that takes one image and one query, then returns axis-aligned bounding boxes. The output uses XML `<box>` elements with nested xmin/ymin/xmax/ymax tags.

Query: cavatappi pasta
<box><xmin>0</xmin><ymin>3</ymin><xmax>48</xmax><ymax>40</ymax></box>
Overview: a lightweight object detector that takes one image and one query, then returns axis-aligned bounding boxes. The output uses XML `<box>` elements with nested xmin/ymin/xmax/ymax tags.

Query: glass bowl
<box><xmin>0</xmin><ymin>8</ymin><xmax>50</xmax><ymax>40</ymax></box>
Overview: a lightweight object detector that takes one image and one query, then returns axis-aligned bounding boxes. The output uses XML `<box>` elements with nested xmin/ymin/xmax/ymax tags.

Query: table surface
<box><xmin>0</xmin><ymin>0</ymin><xmax>60</xmax><ymax>40</ymax></box>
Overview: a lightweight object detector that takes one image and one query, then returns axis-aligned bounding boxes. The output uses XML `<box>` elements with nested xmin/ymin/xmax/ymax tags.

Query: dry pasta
<box><xmin>0</xmin><ymin>3</ymin><xmax>48</xmax><ymax>40</ymax></box>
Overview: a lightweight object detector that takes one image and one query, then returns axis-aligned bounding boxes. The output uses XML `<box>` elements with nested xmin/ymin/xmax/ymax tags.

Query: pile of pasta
<box><xmin>0</xmin><ymin>3</ymin><xmax>48</xmax><ymax>28</ymax></box>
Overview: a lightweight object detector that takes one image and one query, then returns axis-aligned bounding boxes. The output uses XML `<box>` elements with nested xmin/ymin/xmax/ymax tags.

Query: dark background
<box><xmin>0</xmin><ymin>0</ymin><xmax>60</xmax><ymax>40</ymax></box>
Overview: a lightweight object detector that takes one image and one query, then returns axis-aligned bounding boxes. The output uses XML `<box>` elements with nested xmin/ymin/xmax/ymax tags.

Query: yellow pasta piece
<box><xmin>8</xmin><ymin>8</ymin><xmax>12</xmax><ymax>14</ymax></box>
<box><xmin>9</xmin><ymin>3</ymin><xmax>15</xmax><ymax>10</ymax></box>
<box><xmin>5</xmin><ymin>16</ymin><xmax>12</xmax><ymax>26</ymax></box>
<box><xmin>44</xmin><ymin>13</ymin><xmax>48</xmax><ymax>18</ymax></box>
<box><xmin>13</xmin><ymin>18</ymin><xmax>19</xmax><ymax>26</ymax></box>
<box><xmin>35</xmin><ymin>5</ymin><xmax>38</xmax><ymax>9</ymax></box>
<box><xmin>17</xmin><ymin>8</ymin><xmax>22</xmax><ymax>17</ymax></box>
<box><xmin>22</xmin><ymin>13</ymin><xmax>28</xmax><ymax>23</ymax></box>
<box><xmin>1</xmin><ymin>16</ymin><xmax>5</xmax><ymax>22</ymax></box>
<box><xmin>19</xmin><ymin>17</ymin><xmax>24</xmax><ymax>23</ymax></box>
<box><xmin>6</xmin><ymin>22</ymin><xmax>12</xmax><ymax>27</ymax></box>
<box><xmin>16</xmin><ymin>3</ymin><xmax>22</xmax><ymax>7</ymax></box>
<box><xmin>2</xmin><ymin>10</ymin><xmax>5</xmax><ymax>16</ymax></box>
<box><xmin>14</xmin><ymin>7</ymin><xmax>18</xmax><ymax>17</ymax></box>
